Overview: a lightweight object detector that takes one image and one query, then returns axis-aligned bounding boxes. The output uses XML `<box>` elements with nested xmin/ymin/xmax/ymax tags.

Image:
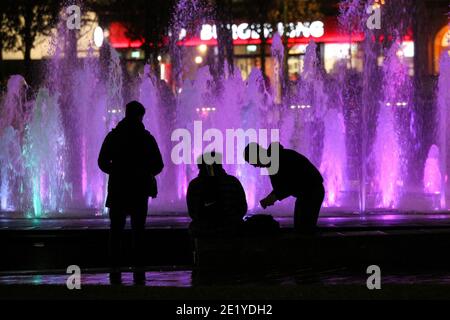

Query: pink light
<box><xmin>109</xmin><ymin>22</ymin><xmax>144</xmax><ymax>49</ymax></box>
<box><xmin>424</xmin><ymin>145</ymin><xmax>441</xmax><ymax>194</ymax></box>
<box><xmin>380</xmin><ymin>214</ymin><xmax>400</xmax><ymax>221</ymax></box>
<box><xmin>81</xmin><ymin>137</ymin><xmax>87</xmax><ymax>198</ymax></box>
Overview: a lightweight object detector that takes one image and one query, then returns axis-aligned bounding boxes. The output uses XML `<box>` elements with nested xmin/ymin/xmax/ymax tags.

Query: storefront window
<box><xmin>323</xmin><ymin>43</ymin><xmax>361</xmax><ymax>73</ymax></box>
<box><xmin>287</xmin><ymin>56</ymin><xmax>303</xmax><ymax>81</ymax></box>
<box><xmin>398</xmin><ymin>41</ymin><xmax>414</xmax><ymax>76</ymax></box>
<box><xmin>235</xmin><ymin>56</ymin><xmax>260</xmax><ymax>80</ymax></box>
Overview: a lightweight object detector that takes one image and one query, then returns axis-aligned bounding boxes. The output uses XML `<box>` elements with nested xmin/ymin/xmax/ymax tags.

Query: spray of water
<box><xmin>437</xmin><ymin>50</ymin><xmax>450</xmax><ymax>209</ymax></box>
<box><xmin>0</xmin><ymin>0</ymin><xmax>448</xmax><ymax>217</ymax></box>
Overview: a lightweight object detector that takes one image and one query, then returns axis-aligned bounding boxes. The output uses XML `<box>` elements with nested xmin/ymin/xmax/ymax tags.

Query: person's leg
<box><xmin>130</xmin><ymin>199</ymin><xmax>148</xmax><ymax>283</ymax></box>
<box><xmin>108</xmin><ymin>207</ymin><xmax>126</xmax><ymax>283</ymax></box>
<box><xmin>294</xmin><ymin>185</ymin><xmax>325</xmax><ymax>233</ymax></box>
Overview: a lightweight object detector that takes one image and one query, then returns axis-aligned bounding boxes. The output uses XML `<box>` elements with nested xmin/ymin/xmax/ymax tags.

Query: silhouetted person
<box><xmin>187</xmin><ymin>152</ymin><xmax>247</xmax><ymax>237</ymax></box>
<box><xmin>244</xmin><ymin>142</ymin><xmax>324</xmax><ymax>233</ymax></box>
<box><xmin>98</xmin><ymin>101</ymin><xmax>164</xmax><ymax>284</ymax></box>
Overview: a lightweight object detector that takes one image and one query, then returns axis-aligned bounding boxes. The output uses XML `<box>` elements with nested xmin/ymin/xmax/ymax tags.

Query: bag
<box><xmin>147</xmin><ymin>175</ymin><xmax>158</xmax><ymax>198</ymax></box>
<box><xmin>243</xmin><ymin>214</ymin><xmax>280</xmax><ymax>235</ymax></box>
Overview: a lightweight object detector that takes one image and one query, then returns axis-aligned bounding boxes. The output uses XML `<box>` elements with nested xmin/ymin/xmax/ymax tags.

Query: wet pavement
<box><xmin>2</xmin><ymin>211</ymin><xmax>450</xmax><ymax>297</ymax></box>
<box><xmin>1</xmin><ymin>267</ymin><xmax>450</xmax><ymax>287</ymax></box>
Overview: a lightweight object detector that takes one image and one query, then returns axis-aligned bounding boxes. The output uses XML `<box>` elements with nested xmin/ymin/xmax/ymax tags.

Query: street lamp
<box><xmin>198</xmin><ymin>44</ymin><xmax>208</xmax><ymax>54</ymax></box>
<box><xmin>195</xmin><ymin>56</ymin><xmax>203</xmax><ymax>64</ymax></box>
<box><xmin>94</xmin><ymin>26</ymin><xmax>104</xmax><ymax>47</ymax></box>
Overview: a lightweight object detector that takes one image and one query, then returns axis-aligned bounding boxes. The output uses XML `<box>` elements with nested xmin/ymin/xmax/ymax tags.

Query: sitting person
<box><xmin>187</xmin><ymin>152</ymin><xmax>247</xmax><ymax>237</ymax></box>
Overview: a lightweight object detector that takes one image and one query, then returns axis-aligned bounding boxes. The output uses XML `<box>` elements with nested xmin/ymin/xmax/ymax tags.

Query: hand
<box><xmin>260</xmin><ymin>194</ymin><xmax>277</xmax><ymax>209</ymax></box>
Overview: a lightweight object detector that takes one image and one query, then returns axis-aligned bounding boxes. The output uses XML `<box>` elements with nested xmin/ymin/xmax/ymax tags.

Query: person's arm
<box><xmin>148</xmin><ymin>135</ymin><xmax>164</xmax><ymax>177</ymax></box>
<box><xmin>260</xmin><ymin>191</ymin><xmax>278</xmax><ymax>209</ymax></box>
<box><xmin>269</xmin><ymin>173</ymin><xmax>291</xmax><ymax>201</ymax></box>
<box><xmin>271</xmin><ymin>188</ymin><xmax>291</xmax><ymax>202</ymax></box>
<box><xmin>186</xmin><ymin>181</ymin><xmax>202</xmax><ymax>221</ymax></box>
<box><xmin>268</xmin><ymin>152</ymin><xmax>299</xmax><ymax>201</ymax></box>
<box><xmin>98</xmin><ymin>133</ymin><xmax>113</xmax><ymax>174</ymax></box>
<box><xmin>261</xmin><ymin>158</ymin><xmax>293</xmax><ymax>208</ymax></box>
<box><xmin>235</xmin><ymin>178</ymin><xmax>248</xmax><ymax>218</ymax></box>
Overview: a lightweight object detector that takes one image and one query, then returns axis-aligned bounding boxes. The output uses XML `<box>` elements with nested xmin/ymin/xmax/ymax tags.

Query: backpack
<box><xmin>243</xmin><ymin>214</ymin><xmax>280</xmax><ymax>236</ymax></box>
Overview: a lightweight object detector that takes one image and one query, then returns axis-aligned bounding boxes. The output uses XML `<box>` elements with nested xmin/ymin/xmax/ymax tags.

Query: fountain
<box><xmin>23</xmin><ymin>88</ymin><xmax>67</xmax><ymax>216</ymax></box>
<box><xmin>0</xmin><ymin>0</ymin><xmax>449</xmax><ymax>218</ymax></box>
<box><xmin>372</xmin><ymin>41</ymin><xmax>411</xmax><ymax>209</ymax></box>
<box><xmin>0</xmin><ymin>76</ymin><xmax>29</xmax><ymax>212</ymax></box>
<box><xmin>437</xmin><ymin>50</ymin><xmax>450</xmax><ymax>210</ymax></box>
<box><xmin>424</xmin><ymin>144</ymin><xmax>441</xmax><ymax>210</ymax></box>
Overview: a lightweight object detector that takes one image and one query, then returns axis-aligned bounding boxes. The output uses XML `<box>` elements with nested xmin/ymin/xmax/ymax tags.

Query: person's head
<box><xmin>244</xmin><ymin>143</ymin><xmax>269</xmax><ymax>168</ymax></box>
<box><xmin>125</xmin><ymin>100</ymin><xmax>145</xmax><ymax>122</ymax></box>
<box><xmin>197</xmin><ymin>151</ymin><xmax>224</xmax><ymax>177</ymax></box>
<box><xmin>244</xmin><ymin>142</ymin><xmax>281</xmax><ymax>175</ymax></box>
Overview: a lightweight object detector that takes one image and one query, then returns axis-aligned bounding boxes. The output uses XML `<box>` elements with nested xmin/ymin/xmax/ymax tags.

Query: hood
<box><xmin>198</xmin><ymin>164</ymin><xmax>226</xmax><ymax>178</ymax></box>
<box><xmin>267</xmin><ymin>142</ymin><xmax>284</xmax><ymax>155</ymax></box>
<box><xmin>114</xmin><ymin>118</ymin><xmax>146</xmax><ymax>133</ymax></box>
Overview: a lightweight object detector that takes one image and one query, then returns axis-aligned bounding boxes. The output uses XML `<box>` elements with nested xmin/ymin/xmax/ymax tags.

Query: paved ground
<box><xmin>2</xmin><ymin>212</ymin><xmax>450</xmax><ymax>299</ymax></box>
<box><xmin>2</xmin><ymin>212</ymin><xmax>450</xmax><ymax>230</ymax></box>
<box><xmin>2</xmin><ymin>266</ymin><xmax>450</xmax><ymax>299</ymax></box>
<box><xmin>2</xmin><ymin>266</ymin><xmax>450</xmax><ymax>286</ymax></box>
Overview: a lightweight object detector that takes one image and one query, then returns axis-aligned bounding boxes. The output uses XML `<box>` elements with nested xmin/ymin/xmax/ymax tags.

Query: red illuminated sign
<box><xmin>108</xmin><ymin>18</ymin><xmax>366</xmax><ymax>49</ymax></box>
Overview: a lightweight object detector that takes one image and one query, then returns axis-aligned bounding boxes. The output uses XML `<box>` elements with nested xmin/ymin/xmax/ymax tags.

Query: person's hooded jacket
<box><xmin>98</xmin><ymin>118</ymin><xmax>164</xmax><ymax>208</ymax></box>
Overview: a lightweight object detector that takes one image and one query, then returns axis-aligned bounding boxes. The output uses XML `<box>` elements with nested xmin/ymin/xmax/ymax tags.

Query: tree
<box><xmin>116</xmin><ymin>0</ymin><xmax>175</xmax><ymax>73</ymax></box>
<box><xmin>238</xmin><ymin>0</ymin><xmax>273</xmax><ymax>77</ymax></box>
<box><xmin>0</xmin><ymin>1</ymin><xmax>19</xmax><ymax>62</ymax></box>
<box><xmin>240</xmin><ymin>0</ymin><xmax>322</xmax><ymax>79</ymax></box>
<box><xmin>0</xmin><ymin>1</ymin><xmax>20</xmax><ymax>82</ymax></box>
<box><xmin>215</xmin><ymin>0</ymin><xmax>235</xmax><ymax>75</ymax></box>
<box><xmin>268</xmin><ymin>0</ymin><xmax>323</xmax><ymax>84</ymax></box>
<box><xmin>12</xmin><ymin>0</ymin><xmax>61</xmax><ymax>78</ymax></box>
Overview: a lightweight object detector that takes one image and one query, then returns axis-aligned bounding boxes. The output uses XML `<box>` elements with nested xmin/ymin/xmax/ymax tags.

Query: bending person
<box><xmin>244</xmin><ymin>142</ymin><xmax>324</xmax><ymax>233</ymax></box>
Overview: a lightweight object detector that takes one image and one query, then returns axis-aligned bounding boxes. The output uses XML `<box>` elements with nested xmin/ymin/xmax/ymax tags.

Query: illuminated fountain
<box><xmin>321</xmin><ymin>108</ymin><xmax>347</xmax><ymax>207</ymax></box>
<box><xmin>23</xmin><ymin>88</ymin><xmax>67</xmax><ymax>216</ymax></box>
<box><xmin>437</xmin><ymin>50</ymin><xmax>450</xmax><ymax>210</ymax></box>
<box><xmin>0</xmin><ymin>76</ymin><xmax>29</xmax><ymax>212</ymax></box>
<box><xmin>372</xmin><ymin>42</ymin><xmax>411</xmax><ymax>208</ymax></box>
<box><xmin>0</xmin><ymin>0</ymin><xmax>449</xmax><ymax>217</ymax></box>
<box><xmin>424</xmin><ymin>145</ymin><xmax>442</xmax><ymax>210</ymax></box>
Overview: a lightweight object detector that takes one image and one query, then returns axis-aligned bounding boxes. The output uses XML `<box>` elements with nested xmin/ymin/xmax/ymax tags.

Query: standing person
<box><xmin>244</xmin><ymin>142</ymin><xmax>324</xmax><ymax>234</ymax></box>
<box><xmin>98</xmin><ymin>101</ymin><xmax>164</xmax><ymax>284</ymax></box>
